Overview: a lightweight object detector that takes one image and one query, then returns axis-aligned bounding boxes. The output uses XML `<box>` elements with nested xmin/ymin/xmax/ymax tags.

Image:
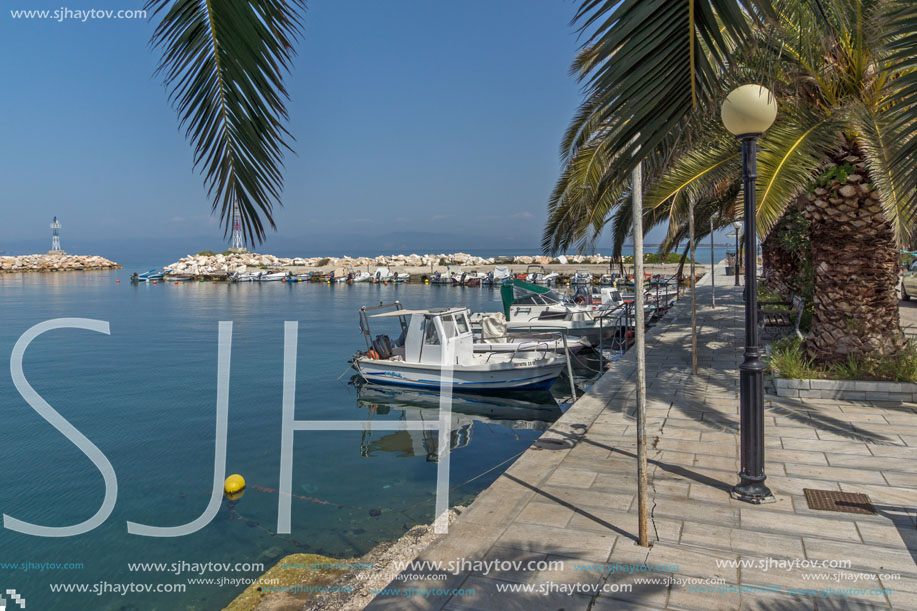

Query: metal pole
<box><xmin>562</xmin><ymin>332</ymin><xmax>576</xmax><ymax>403</ymax></box>
<box><xmin>734</xmin><ymin>229</ymin><xmax>740</xmax><ymax>286</ymax></box>
<box><xmin>599</xmin><ymin>313</ymin><xmax>604</xmax><ymax>371</ymax></box>
<box><xmin>633</xmin><ymin>161</ymin><xmax>649</xmax><ymax>547</ymax></box>
<box><xmin>689</xmin><ymin>199</ymin><xmax>697</xmax><ymax>375</ymax></box>
<box><xmin>711</xmin><ymin>217</ymin><xmax>716</xmax><ymax>308</ymax></box>
<box><xmin>731</xmin><ymin>135</ymin><xmax>774</xmax><ymax>504</ymax></box>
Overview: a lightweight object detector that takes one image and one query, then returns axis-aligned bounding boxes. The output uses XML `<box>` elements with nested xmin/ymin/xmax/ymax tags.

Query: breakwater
<box><xmin>0</xmin><ymin>254</ymin><xmax>121</xmax><ymax>273</ymax></box>
<box><xmin>163</xmin><ymin>252</ymin><xmax>694</xmax><ymax>283</ymax></box>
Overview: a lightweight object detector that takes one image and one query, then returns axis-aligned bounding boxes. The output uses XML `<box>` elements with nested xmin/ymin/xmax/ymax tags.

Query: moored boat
<box><xmin>352</xmin><ymin>303</ymin><xmax>567</xmax><ymax>391</ymax></box>
<box><xmin>494</xmin><ymin>279</ymin><xmax>626</xmax><ymax>347</ymax></box>
<box><xmin>130</xmin><ymin>269</ymin><xmax>168</xmax><ymax>282</ymax></box>
<box><xmin>570</xmin><ymin>269</ymin><xmax>594</xmax><ymax>285</ymax></box>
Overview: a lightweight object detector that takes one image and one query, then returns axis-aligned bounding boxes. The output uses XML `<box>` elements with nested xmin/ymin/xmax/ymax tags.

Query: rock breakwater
<box><xmin>165</xmin><ymin>252</ymin><xmax>613</xmax><ymax>276</ymax></box>
<box><xmin>0</xmin><ymin>254</ymin><xmax>121</xmax><ymax>273</ymax></box>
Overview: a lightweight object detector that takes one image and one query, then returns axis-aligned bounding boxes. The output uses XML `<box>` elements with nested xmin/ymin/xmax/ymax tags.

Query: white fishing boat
<box><xmin>570</xmin><ymin>269</ymin><xmax>594</xmax><ymax>285</ymax></box>
<box><xmin>230</xmin><ymin>271</ymin><xmax>264</xmax><ymax>282</ymax></box>
<box><xmin>600</xmin><ymin>272</ymin><xmax>620</xmax><ymax>286</ymax></box>
<box><xmin>524</xmin><ymin>264</ymin><xmax>545</xmax><ymax>284</ymax></box>
<box><xmin>484</xmin><ymin>266</ymin><xmax>511</xmax><ymax>285</ymax></box>
<box><xmin>372</xmin><ymin>267</ymin><xmax>395</xmax><ymax>283</ymax></box>
<box><xmin>352</xmin><ymin>303</ymin><xmax>567</xmax><ymax>391</ymax></box>
<box><xmin>453</xmin><ymin>271</ymin><xmax>485</xmax><ymax>287</ymax></box>
<box><xmin>352</xmin><ymin>271</ymin><xmax>372</xmax><ymax>283</ymax></box>
<box><xmin>473</xmin><ymin>313</ymin><xmax>589</xmax><ymax>354</ymax></box>
<box><xmin>431</xmin><ymin>265</ymin><xmax>462</xmax><ymax>284</ymax></box>
<box><xmin>491</xmin><ymin>279</ymin><xmax>626</xmax><ymax>347</ymax></box>
<box><xmin>257</xmin><ymin>271</ymin><xmax>290</xmax><ymax>282</ymax></box>
<box><xmin>333</xmin><ymin>266</ymin><xmax>357</xmax><ymax>283</ymax></box>
<box><xmin>392</xmin><ymin>271</ymin><xmax>410</xmax><ymax>283</ymax></box>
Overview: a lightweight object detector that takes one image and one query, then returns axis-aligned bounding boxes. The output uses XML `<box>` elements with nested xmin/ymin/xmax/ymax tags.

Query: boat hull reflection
<box><xmin>356</xmin><ymin>384</ymin><xmax>563</xmax><ymax>460</ymax></box>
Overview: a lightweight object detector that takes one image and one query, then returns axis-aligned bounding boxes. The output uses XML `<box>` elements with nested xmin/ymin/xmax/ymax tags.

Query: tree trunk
<box><xmin>761</xmin><ymin>231</ymin><xmax>796</xmax><ymax>298</ymax></box>
<box><xmin>675</xmin><ymin>242</ymin><xmax>690</xmax><ymax>284</ymax></box>
<box><xmin>761</xmin><ymin>201</ymin><xmax>810</xmax><ymax>300</ymax></box>
<box><xmin>804</xmin><ymin>143</ymin><xmax>906</xmax><ymax>365</ymax></box>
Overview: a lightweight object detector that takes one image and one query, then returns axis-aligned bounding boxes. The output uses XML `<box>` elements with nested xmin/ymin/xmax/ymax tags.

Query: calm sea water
<box><xmin>0</xmin><ymin>264</ymin><xmax>583</xmax><ymax>610</ymax></box>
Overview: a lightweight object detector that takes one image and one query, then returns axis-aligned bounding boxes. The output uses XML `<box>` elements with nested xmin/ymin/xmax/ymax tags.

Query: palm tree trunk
<box><xmin>675</xmin><ymin>243</ymin><xmax>690</xmax><ymax>284</ymax></box>
<box><xmin>804</xmin><ymin>145</ymin><xmax>906</xmax><ymax>365</ymax></box>
<box><xmin>761</xmin><ymin>204</ymin><xmax>809</xmax><ymax>300</ymax></box>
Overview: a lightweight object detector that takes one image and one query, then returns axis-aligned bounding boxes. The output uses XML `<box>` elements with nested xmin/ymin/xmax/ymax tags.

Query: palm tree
<box><xmin>146</xmin><ymin>0</ymin><xmax>305</xmax><ymax>245</ymax></box>
<box><xmin>546</xmin><ymin>0</ymin><xmax>916</xmax><ymax>365</ymax></box>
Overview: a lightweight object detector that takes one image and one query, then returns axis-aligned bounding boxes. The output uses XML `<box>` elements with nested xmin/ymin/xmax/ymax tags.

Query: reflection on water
<box><xmin>0</xmin><ymin>270</ymin><xmax>584</xmax><ymax>610</ymax></box>
<box><xmin>355</xmin><ymin>383</ymin><xmax>563</xmax><ymax>460</ymax></box>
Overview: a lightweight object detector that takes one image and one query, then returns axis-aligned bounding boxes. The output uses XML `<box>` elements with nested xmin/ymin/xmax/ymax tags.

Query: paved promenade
<box><xmin>368</xmin><ymin>267</ymin><xmax>917</xmax><ymax>610</ymax></box>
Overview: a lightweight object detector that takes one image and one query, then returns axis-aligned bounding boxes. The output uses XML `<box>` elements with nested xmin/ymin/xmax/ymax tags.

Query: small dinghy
<box><xmin>352</xmin><ymin>303</ymin><xmax>567</xmax><ymax>392</ymax></box>
<box><xmin>484</xmin><ymin>266</ymin><xmax>511</xmax><ymax>285</ymax></box>
<box><xmin>230</xmin><ymin>271</ymin><xmax>262</xmax><ymax>282</ymax></box>
<box><xmin>130</xmin><ymin>269</ymin><xmax>168</xmax><ymax>282</ymax></box>
<box><xmin>262</xmin><ymin>271</ymin><xmax>291</xmax><ymax>282</ymax></box>
<box><xmin>372</xmin><ymin>267</ymin><xmax>395</xmax><ymax>283</ymax></box>
<box><xmin>570</xmin><ymin>269</ymin><xmax>594</xmax><ymax>285</ymax></box>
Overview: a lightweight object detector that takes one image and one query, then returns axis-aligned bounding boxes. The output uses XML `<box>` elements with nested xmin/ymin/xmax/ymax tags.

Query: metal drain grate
<box><xmin>803</xmin><ymin>489</ymin><xmax>875</xmax><ymax>515</ymax></box>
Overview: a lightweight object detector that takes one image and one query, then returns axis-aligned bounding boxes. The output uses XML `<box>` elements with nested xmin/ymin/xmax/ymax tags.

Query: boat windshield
<box><xmin>513</xmin><ymin>291</ymin><xmax>562</xmax><ymax>306</ymax></box>
<box><xmin>423</xmin><ymin>319</ymin><xmax>439</xmax><ymax>345</ymax></box>
<box><xmin>441</xmin><ymin>312</ymin><xmax>471</xmax><ymax>337</ymax></box>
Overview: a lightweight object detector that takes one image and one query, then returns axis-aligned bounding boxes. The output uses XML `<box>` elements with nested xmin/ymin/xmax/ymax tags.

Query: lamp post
<box><xmin>733</xmin><ymin>221</ymin><xmax>742</xmax><ymax>286</ymax></box>
<box><xmin>721</xmin><ymin>84</ymin><xmax>777</xmax><ymax>504</ymax></box>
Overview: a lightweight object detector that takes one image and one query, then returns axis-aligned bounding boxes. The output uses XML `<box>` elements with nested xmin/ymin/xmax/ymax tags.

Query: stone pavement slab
<box><xmin>368</xmin><ymin>267</ymin><xmax>916</xmax><ymax>610</ymax></box>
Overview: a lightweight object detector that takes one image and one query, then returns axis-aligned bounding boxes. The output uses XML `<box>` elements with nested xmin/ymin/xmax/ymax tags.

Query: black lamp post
<box><xmin>733</xmin><ymin>221</ymin><xmax>742</xmax><ymax>287</ymax></box>
<box><xmin>722</xmin><ymin>85</ymin><xmax>777</xmax><ymax>504</ymax></box>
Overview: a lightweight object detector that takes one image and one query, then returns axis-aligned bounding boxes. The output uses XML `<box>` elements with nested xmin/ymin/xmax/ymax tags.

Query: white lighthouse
<box><xmin>49</xmin><ymin>216</ymin><xmax>65</xmax><ymax>254</ymax></box>
<box><xmin>228</xmin><ymin>203</ymin><xmax>247</xmax><ymax>253</ymax></box>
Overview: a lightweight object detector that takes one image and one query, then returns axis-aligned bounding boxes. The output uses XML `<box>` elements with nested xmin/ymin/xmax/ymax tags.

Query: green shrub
<box><xmin>316</xmin><ymin>258</ymin><xmax>330</xmax><ymax>267</ymax></box>
<box><xmin>767</xmin><ymin>337</ymin><xmax>819</xmax><ymax>379</ymax></box>
<box><xmin>769</xmin><ymin>337</ymin><xmax>917</xmax><ymax>383</ymax></box>
<box><xmin>197</xmin><ymin>250</ymin><xmax>217</xmax><ymax>256</ymax></box>
<box><xmin>830</xmin><ymin>342</ymin><xmax>917</xmax><ymax>383</ymax></box>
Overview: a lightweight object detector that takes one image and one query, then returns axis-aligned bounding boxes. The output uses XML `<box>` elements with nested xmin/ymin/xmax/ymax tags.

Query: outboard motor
<box><xmin>486</xmin><ymin>271</ymin><xmax>494</xmax><ymax>284</ymax></box>
<box><xmin>372</xmin><ymin>334</ymin><xmax>393</xmax><ymax>359</ymax></box>
<box><xmin>460</xmin><ymin>272</ymin><xmax>467</xmax><ymax>286</ymax></box>
<box><xmin>347</xmin><ymin>271</ymin><xmax>354</xmax><ymax>282</ymax></box>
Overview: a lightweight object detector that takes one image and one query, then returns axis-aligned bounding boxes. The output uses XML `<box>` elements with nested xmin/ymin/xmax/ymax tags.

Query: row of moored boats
<box><xmin>349</xmin><ymin>278</ymin><xmax>678</xmax><ymax>392</ymax></box>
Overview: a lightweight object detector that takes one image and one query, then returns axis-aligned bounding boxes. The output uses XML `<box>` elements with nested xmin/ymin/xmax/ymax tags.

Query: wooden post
<box><xmin>633</xmin><ymin>162</ymin><xmax>649</xmax><ymax>548</ymax></box>
<box><xmin>711</xmin><ymin>216</ymin><xmax>716</xmax><ymax>308</ymax></box>
<box><xmin>690</xmin><ymin>198</ymin><xmax>697</xmax><ymax>375</ymax></box>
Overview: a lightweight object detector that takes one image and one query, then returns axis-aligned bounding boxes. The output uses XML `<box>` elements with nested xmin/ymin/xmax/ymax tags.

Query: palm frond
<box><xmin>645</xmin><ymin>141</ymin><xmax>740</xmax><ymax>212</ymax></box>
<box><xmin>568</xmin><ymin>0</ymin><xmax>769</xmax><ymax>182</ymax></box>
<box><xmin>146</xmin><ymin>0</ymin><xmax>305</xmax><ymax>245</ymax></box>
<box><xmin>881</xmin><ymin>0</ymin><xmax>917</xmax><ymax>225</ymax></box>
<box><xmin>754</xmin><ymin>106</ymin><xmax>841</xmax><ymax>234</ymax></box>
<box><xmin>851</xmin><ymin>102</ymin><xmax>914</xmax><ymax>243</ymax></box>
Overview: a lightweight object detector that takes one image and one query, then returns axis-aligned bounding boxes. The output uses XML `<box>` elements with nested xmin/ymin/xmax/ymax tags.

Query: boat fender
<box><xmin>366</xmin><ymin>349</ymin><xmax>380</xmax><ymax>360</ymax></box>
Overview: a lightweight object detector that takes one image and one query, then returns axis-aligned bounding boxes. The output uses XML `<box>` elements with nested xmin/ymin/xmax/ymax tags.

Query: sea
<box><xmin>0</xmin><ymin>258</ymin><xmax>601</xmax><ymax>610</ymax></box>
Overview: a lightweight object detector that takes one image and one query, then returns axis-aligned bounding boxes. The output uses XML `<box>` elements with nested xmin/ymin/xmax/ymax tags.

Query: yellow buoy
<box><xmin>224</xmin><ymin>474</ymin><xmax>246</xmax><ymax>496</ymax></box>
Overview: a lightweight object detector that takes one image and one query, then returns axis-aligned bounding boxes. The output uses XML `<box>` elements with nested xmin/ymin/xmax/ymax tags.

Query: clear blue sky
<box><xmin>1</xmin><ymin>0</ymin><xmax>687</xmax><ymax>256</ymax></box>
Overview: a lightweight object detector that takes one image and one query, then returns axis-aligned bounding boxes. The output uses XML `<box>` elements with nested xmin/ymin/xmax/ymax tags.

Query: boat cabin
<box><xmin>363</xmin><ymin>304</ymin><xmax>474</xmax><ymax>365</ymax></box>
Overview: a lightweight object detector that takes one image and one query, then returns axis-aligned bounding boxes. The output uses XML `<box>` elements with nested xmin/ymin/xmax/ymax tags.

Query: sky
<box><xmin>0</xmin><ymin>0</ymin><xmax>693</xmax><ymax>258</ymax></box>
